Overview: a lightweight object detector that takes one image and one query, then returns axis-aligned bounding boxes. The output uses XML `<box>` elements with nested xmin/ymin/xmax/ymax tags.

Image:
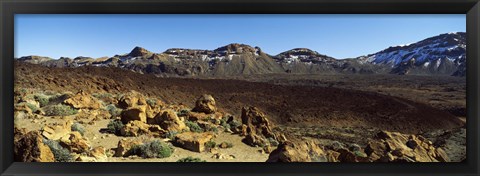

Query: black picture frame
<box><xmin>1</xmin><ymin>0</ymin><xmax>479</xmax><ymax>175</ymax></box>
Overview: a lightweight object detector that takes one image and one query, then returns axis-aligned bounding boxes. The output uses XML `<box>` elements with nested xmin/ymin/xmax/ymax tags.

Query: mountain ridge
<box><xmin>16</xmin><ymin>32</ymin><xmax>466</xmax><ymax>77</ymax></box>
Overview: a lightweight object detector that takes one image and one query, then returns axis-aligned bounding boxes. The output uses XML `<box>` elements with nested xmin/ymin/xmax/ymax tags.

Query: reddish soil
<box><xmin>15</xmin><ymin>62</ymin><xmax>464</xmax><ymax>134</ymax></box>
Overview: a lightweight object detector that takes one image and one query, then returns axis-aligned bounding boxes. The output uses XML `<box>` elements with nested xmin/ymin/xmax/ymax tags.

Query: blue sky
<box><xmin>15</xmin><ymin>14</ymin><xmax>465</xmax><ymax>59</ymax></box>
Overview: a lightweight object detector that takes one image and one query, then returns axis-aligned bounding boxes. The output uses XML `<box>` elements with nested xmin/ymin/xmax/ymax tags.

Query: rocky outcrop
<box><xmin>365</xmin><ymin>131</ymin><xmax>450</xmax><ymax>162</ymax></box>
<box><xmin>119</xmin><ymin>91</ymin><xmax>155</xmax><ymax>124</ymax></box>
<box><xmin>64</xmin><ymin>90</ymin><xmax>101</xmax><ymax>109</ymax></box>
<box><xmin>174</xmin><ymin>132</ymin><xmax>215</xmax><ymax>152</ymax></box>
<box><xmin>41</xmin><ymin>120</ymin><xmax>73</xmax><ymax>140</ymax></box>
<box><xmin>118</xmin><ymin>91</ymin><xmax>147</xmax><ymax>109</ymax></box>
<box><xmin>214</xmin><ymin>43</ymin><xmax>257</xmax><ymax>55</ymax></box>
<box><xmin>114</xmin><ymin>138</ymin><xmax>144</xmax><ymax>157</ymax></box>
<box><xmin>192</xmin><ymin>94</ymin><xmax>217</xmax><ymax>114</ymax></box>
<box><xmin>120</xmin><ymin>120</ymin><xmax>166</xmax><ymax>137</ymax></box>
<box><xmin>14</xmin><ymin>131</ymin><xmax>55</xmax><ymax>162</ymax></box>
<box><xmin>127</xmin><ymin>46</ymin><xmax>153</xmax><ymax>58</ymax></box>
<box><xmin>335</xmin><ymin>148</ymin><xmax>369</xmax><ymax>162</ymax></box>
<box><xmin>89</xmin><ymin>146</ymin><xmax>108</xmax><ymax>162</ymax></box>
<box><xmin>266</xmin><ymin>140</ymin><xmax>325</xmax><ymax>162</ymax></box>
<box><xmin>152</xmin><ymin>109</ymin><xmax>186</xmax><ymax>132</ymax></box>
<box><xmin>121</xmin><ymin>106</ymin><xmax>148</xmax><ymax>124</ymax></box>
<box><xmin>59</xmin><ymin>131</ymin><xmax>90</xmax><ymax>153</ymax></box>
<box><xmin>15</xmin><ymin>103</ymin><xmax>33</xmax><ymax>114</ymax></box>
<box><xmin>240</xmin><ymin>107</ymin><xmax>277</xmax><ymax>147</ymax></box>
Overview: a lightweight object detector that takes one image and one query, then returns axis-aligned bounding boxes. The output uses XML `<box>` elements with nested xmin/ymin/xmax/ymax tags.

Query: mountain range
<box><xmin>17</xmin><ymin>32</ymin><xmax>466</xmax><ymax>77</ymax></box>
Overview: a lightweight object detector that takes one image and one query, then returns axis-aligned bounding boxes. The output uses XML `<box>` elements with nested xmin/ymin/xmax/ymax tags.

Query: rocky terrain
<box><xmin>13</xmin><ymin>59</ymin><xmax>466</xmax><ymax>162</ymax></box>
<box><xmin>13</xmin><ymin>32</ymin><xmax>466</xmax><ymax>162</ymax></box>
<box><xmin>16</xmin><ymin>32</ymin><xmax>466</xmax><ymax>77</ymax></box>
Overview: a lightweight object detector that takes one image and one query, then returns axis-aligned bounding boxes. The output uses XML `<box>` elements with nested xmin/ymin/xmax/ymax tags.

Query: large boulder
<box><xmin>120</xmin><ymin>120</ymin><xmax>166</xmax><ymax>137</ymax></box>
<box><xmin>64</xmin><ymin>90</ymin><xmax>101</xmax><ymax>109</ymax></box>
<box><xmin>152</xmin><ymin>109</ymin><xmax>186</xmax><ymax>132</ymax></box>
<box><xmin>114</xmin><ymin>138</ymin><xmax>144</xmax><ymax>157</ymax></box>
<box><xmin>15</xmin><ymin>103</ymin><xmax>33</xmax><ymax>114</ymax></box>
<box><xmin>192</xmin><ymin>94</ymin><xmax>216</xmax><ymax>114</ymax></box>
<box><xmin>14</xmin><ymin>131</ymin><xmax>55</xmax><ymax>162</ymax></box>
<box><xmin>174</xmin><ymin>132</ymin><xmax>215</xmax><ymax>152</ymax></box>
<box><xmin>121</xmin><ymin>105</ymin><xmax>148</xmax><ymax>124</ymax></box>
<box><xmin>266</xmin><ymin>140</ymin><xmax>325</xmax><ymax>162</ymax></box>
<box><xmin>365</xmin><ymin>131</ymin><xmax>450</xmax><ymax>162</ymax></box>
<box><xmin>240</xmin><ymin>107</ymin><xmax>277</xmax><ymax>147</ymax></box>
<box><xmin>119</xmin><ymin>91</ymin><xmax>156</xmax><ymax>124</ymax></box>
<box><xmin>336</xmin><ymin>148</ymin><xmax>369</xmax><ymax>162</ymax></box>
<box><xmin>41</xmin><ymin>120</ymin><xmax>73</xmax><ymax>140</ymax></box>
<box><xmin>118</xmin><ymin>91</ymin><xmax>147</xmax><ymax>109</ymax></box>
<box><xmin>89</xmin><ymin>146</ymin><xmax>108</xmax><ymax>162</ymax></box>
<box><xmin>59</xmin><ymin>131</ymin><xmax>90</xmax><ymax>153</ymax></box>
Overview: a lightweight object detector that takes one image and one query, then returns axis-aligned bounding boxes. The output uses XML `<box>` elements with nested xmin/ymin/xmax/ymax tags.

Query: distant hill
<box><xmin>16</xmin><ymin>32</ymin><xmax>466</xmax><ymax>77</ymax></box>
<box><xmin>357</xmin><ymin>32</ymin><xmax>466</xmax><ymax>76</ymax></box>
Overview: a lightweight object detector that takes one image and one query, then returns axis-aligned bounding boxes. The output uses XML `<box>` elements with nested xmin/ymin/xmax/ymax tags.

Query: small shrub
<box><xmin>47</xmin><ymin>94</ymin><xmax>68</xmax><ymax>105</ymax></box>
<box><xmin>129</xmin><ymin>140</ymin><xmax>173</xmax><ymax>158</ymax></box>
<box><xmin>19</xmin><ymin>88</ymin><xmax>28</xmax><ymax>94</ymax></box>
<box><xmin>206</xmin><ymin>126</ymin><xmax>219</xmax><ymax>133</ymax></box>
<box><xmin>107</xmin><ymin>120</ymin><xmax>124</xmax><ymax>135</ymax></box>
<box><xmin>43</xmin><ymin>104</ymin><xmax>78</xmax><ymax>116</ymax></box>
<box><xmin>228</xmin><ymin>119</ymin><xmax>242</xmax><ymax>129</ymax></box>
<box><xmin>177</xmin><ymin>109</ymin><xmax>190</xmax><ymax>117</ymax></box>
<box><xmin>165</xmin><ymin>131</ymin><xmax>178</xmax><ymax>139</ymax></box>
<box><xmin>177</xmin><ymin>156</ymin><xmax>206</xmax><ymax>162</ymax></box>
<box><xmin>354</xmin><ymin>151</ymin><xmax>367</xmax><ymax>158</ymax></box>
<box><xmin>146</xmin><ymin>99</ymin><xmax>156</xmax><ymax>107</ymax></box>
<box><xmin>185</xmin><ymin>120</ymin><xmax>203</xmax><ymax>133</ymax></box>
<box><xmin>92</xmin><ymin>93</ymin><xmax>113</xmax><ymax>99</ymax></box>
<box><xmin>34</xmin><ymin>95</ymin><xmax>50</xmax><ymax>107</ymax></box>
<box><xmin>267</xmin><ymin>137</ymin><xmax>279</xmax><ymax>147</ymax></box>
<box><xmin>26</xmin><ymin>103</ymin><xmax>38</xmax><ymax>112</ymax></box>
<box><xmin>220</xmin><ymin>119</ymin><xmax>231</xmax><ymax>131</ymax></box>
<box><xmin>71</xmin><ymin>122</ymin><xmax>86</xmax><ymax>136</ymax></box>
<box><xmin>105</xmin><ymin>104</ymin><xmax>121</xmax><ymax>118</ymax></box>
<box><xmin>205</xmin><ymin>141</ymin><xmax>216</xmax><ymax>149</ymax></box>
<box><xmin>43</xmin><ymin>139</ymin><xmax>74</xmax><ymax>162</ymax></box>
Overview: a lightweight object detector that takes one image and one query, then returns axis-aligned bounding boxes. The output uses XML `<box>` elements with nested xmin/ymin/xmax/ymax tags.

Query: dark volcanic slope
<box><xmin>15</xmin><ymin>62</ymin><xmax>464</xmax><ymax>133</ymax></box>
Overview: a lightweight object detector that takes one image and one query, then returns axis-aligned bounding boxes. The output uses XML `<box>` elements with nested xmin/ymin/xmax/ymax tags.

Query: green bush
<box><xmin>146</xmin><ymin>99</ymin><xmax>156</xmax><ymax>107</ymax></box>
<box><xmin>354</xmin><ymin>151</ymin><xmax>367</xmax><ymax>158</ymax></box>
<box><xmin>34</xmin><ymin>95</ymin><xmax>50</xmax><ymax>107</ymax></box>
<box><xmin>25</xmin><ymin>103</ymin><xmax>38</xmax><ymax>112</ymax></box>
<box><xmin>205</xmin><ymin>141</ymin><xmax>216</xmax><ymax>149</ymax></box>
<box><xmin>220</xmin><ymin>119</ymin><xmax>231</xmax><ymax>131</ymax></box>
<box><xmin>177</xmin><ymin>156</ymin><xmax>206</xmax><ymax>162</ymax></box>
<box><xmin>43</xmin><ymin>104</ymin><xmax>78</xmax><ymax>116</ymax></box>
<box><xmin>185</xmin><ymin>120</ymin><xmax>204</xmax><ymax>133</ymax></box>
<box><xmin>43</xmin><ymin>139</ymin><xmax>74</xmax><ymax>162</ymax></box>
<box><xmin>165</xmin><ymin>131</ymin><xmax>178</xmax><ymax>139</ymax></box>
<box><xmin>105</xmin><ymin>104</ymin><xmax>121</xmax><ymax>118</ymax></box>
<box><xmin>71</xmin><ymin>122</ymin><xmax>85</xmax><ymax>136</ymax></box>
<box><xmin>206</xmin><ymin>126</ymin><xmax>219</xmax><ymax>133</ymax></box>
<box><xmin>177</xmin><ymin>109</ymin><xmax>190</xmax><ymax>117</ymax></box>
<box><xmin>129</xmin><ymin>140</ymin><xmax>173</xmax><ymax>158</ymax></box>
<box><xmin>228</xmin><ymin>119</ymin><xmax>242</xmax><ymax>129</ymax></box>
<box><xmin>107</xmin><ymin>120</ymin><xmax>124</xmax><ymax>135</ymax></box>
<box><xmin>92</xmin><ymin>93</ymin><xmax>113</xmax><ymax>99</ymax></box>
<box><xmin>47</xmin><ymin>94</ymin><xmax>69</xmax><ymax>105</ymax></box>
<box><xmin>267</xmin><ymin>137</ymin><xmax>279</xmax><ymax>147</ymax></box>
